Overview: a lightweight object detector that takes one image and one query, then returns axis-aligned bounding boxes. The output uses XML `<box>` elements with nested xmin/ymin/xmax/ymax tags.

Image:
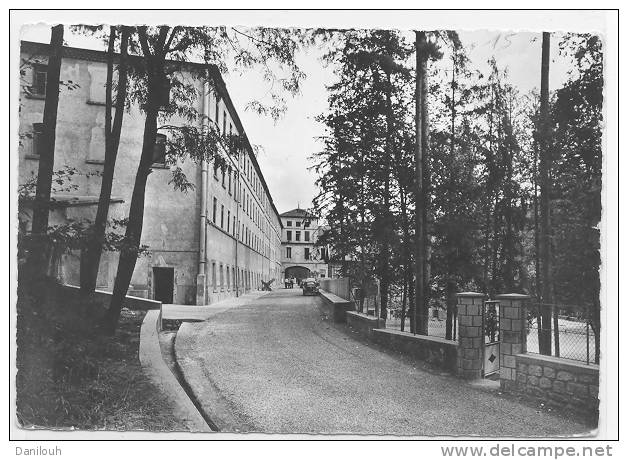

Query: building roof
<box><xmin>280</xmin><ymin>208</ymin><xmax>316</xmax><ymax>219</ymax></box>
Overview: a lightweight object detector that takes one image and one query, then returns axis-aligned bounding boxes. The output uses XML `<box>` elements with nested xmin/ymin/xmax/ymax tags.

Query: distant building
<box><xmin>18</xmin><ymin>41</ymin><xmax>283</xmax><ymax>305</ymax></box>
<box><xmin>279</xmin><ymin>208</ymin><xmax>329</xmax><ymax>281</ymax></box>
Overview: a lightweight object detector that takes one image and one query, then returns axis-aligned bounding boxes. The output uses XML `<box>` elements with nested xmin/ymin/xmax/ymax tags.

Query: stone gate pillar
<box><xmin>495</xmin><ymin>293</ymin><xmax>530</xmax><ymax>390</ymax></box>
<box><xmin>456</xmin><ymin>292</ymin><xmax>486</xmax><ymax>380</ymax></box>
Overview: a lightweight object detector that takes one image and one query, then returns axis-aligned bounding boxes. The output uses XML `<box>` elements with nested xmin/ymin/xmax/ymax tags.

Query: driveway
<box><xmin>175</xmin><ymin>289</ymin><xmax>591</xmax><ymax>436</ymax></box>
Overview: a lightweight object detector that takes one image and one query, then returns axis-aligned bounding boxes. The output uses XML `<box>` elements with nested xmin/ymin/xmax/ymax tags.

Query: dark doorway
<box><xmin>153</xmin><ymin>267</ymin><xmax>174</xmax><ymax>304</ymax></box>
<box><xmin>285</xmin><ymin>266</ymin><xmax>310</xmax><ymax>280</ymax></box>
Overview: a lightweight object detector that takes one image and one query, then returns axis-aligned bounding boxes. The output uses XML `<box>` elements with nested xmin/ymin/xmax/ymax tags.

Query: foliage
<box><xmin>312</xmin><ymin>30</ymin><xmax>414</xmax><ymax>300</ymax></box>
<box><xmin>313</xmin><ymin>30</ymin><xmax>602</xmax><ymax>338</ymax></box>
<box><xmin>550</xmin><ymin>33</ymin><xmax>602</xmax><ymax>309</ymax></box>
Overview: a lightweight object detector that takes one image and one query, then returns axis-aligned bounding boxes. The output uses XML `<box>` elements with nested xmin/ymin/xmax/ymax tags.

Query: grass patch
<box><xmin>16</xmin><ymin>277</ymin><xmax>188</xmax><ymax>431</ymax></box>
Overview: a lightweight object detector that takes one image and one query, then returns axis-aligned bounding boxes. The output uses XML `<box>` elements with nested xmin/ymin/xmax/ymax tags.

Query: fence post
<box><xmin>456</xmin><ymin>292</ymin><xmax>486</xmax><ymax>380</ymax></box>
<box><xmin>495</xmin><ymin>293</ymin><xmax>530</xmax><ymax>391</ymax></box>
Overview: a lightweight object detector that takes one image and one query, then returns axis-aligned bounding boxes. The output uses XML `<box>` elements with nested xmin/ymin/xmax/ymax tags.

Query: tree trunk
<box><xmin>103</xmin><ymin>106</ymin><xmax>158</xmax><ymax>333</ymax></box>
<box><xmin>408</xmin><ymin>270</ymin><xmax>416</xmax><ymax>334</ymax></box>
<box><xmin>80</xmin><ymin>26</ymin><xmax>130</xmax><ymax>295</ymax></box>
<box><xmin>380</xmin><ymin>68</ymin><xmax>394</xmax><ymax>320</ymax></box>
<box><xmin>533</xmin><ymin>139</ymin><xmax>544</xmax><ymax>350</ymax></box>
<box><xmin>445</xmin><ymin>279</ymin><xmax>457</xmax><ymax>340</ymax></box>
<box><xmin>27</xmin><ymin>25</ymin><xmax>64</xmax><ymax>280</ymax></box>
<box><xmin>538</xmin><ymin>32</ymin><xmax>553</xmax><ymax>355</ymax></box>
<box><xmin>400</xmin><ymin>272</ymin><xmax>407</xmax><ymax>332</ymax></box>
<box><xmin>421</xmin><ymin>62</ymin><xmax>432</xmax><ymax>322</ymax></box>
<box><xmin>502</xmin><ymin>97</ymin><xmax>516</xmax><ymax>291</ymax></box>
<box><xmin>414</xmin><ymin>31</ymin><xmax>428</xmax><ymax>335</ymax></box>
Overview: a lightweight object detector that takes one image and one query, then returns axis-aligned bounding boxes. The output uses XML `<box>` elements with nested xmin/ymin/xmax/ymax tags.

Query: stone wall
<box><xmin>515</xmin><ymin>353</ymin><xmax>599</xmax><ymax>421</ymax></box>
<box><xmin>372</xmin><ymin>329</ymin><xmax>458</xmax><ymax>373</ymax></box>
<box><xmin>496</xmin><ymin>294</ymin><xmax>528</xmax><ymax>390</ymax></box>
<box><xmin>457</xmin><ymin>292</ymin><xmax>485</xmax><ymax>379</ymax></box>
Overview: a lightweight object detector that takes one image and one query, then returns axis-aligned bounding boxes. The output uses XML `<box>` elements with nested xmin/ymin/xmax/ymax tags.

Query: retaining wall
<box><xmin>318</xmin><ymin>289</ymin><xmax>354</xmax><ymax>323</ymax></box>
<box><xmin>346</xmin><ymin>311</ymin><xmax>385</xmax><ymax>338</ymax></box>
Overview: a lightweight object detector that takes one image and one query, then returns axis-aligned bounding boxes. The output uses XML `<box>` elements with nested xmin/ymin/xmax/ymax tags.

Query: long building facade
<box><xmin>18</xmin><ymin>41</ymin><xmax>283</xmax><ymax>305</ymax></box>
<box><xmin>279</xmin><ymin>208</ymin><xmax>329</xmax><ymax>281</ymax></box>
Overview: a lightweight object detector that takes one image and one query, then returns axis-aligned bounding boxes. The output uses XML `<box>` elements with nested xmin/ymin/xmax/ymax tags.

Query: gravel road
<box><xmin>175</xmin><ymin>289</ymin><xmax>592</xmax><ymax>436</ymax></box>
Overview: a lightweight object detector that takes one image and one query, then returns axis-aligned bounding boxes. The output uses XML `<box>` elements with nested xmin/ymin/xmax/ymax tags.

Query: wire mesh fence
<box><xmin>526</xmin><ymin>302</ymin><xmax>599</xmax><ymax>365</ymax></box>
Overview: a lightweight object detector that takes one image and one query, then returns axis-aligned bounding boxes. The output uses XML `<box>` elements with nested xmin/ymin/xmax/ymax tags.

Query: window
<box><xmin>228</xmin><ymin>169</ymin><xmax>232</xmax><ymax>194</ymax></box>
<box><xmin>286</xmin><ymin>230</ymin><xmax>292</xmax><ymax>241</ymax></box>
<box><xmin>221</xmin><ymin>167</ymin><xmax>226</xmax><ymax>188</ymax></box>
<box><xmin>296</xmin><ymin>221</ymin><xmax>301</xmax><ymax>227</ymax></box>
<box><xmin>305</xmin><ymin>231</ymin><xmax>310</xmax><ymax>242</ymax></box>
<box><xmin>286</xmin><ymin>221</ymin><xmax>292</xmax><ymax>227</ymax></box>
<box><xmin>222</xmin><ymin>110</ymin><xmax>227</xmax><ymax>135</ymax></box>
<box><xmin>220</xmin><ymin>264</ymin><xmax>224</xmax><ymax>291</ymax></box>
<box><xmin>220</xmin><ymin>205</ymin><xmax>224</xmax><ymax>228</ymax></box>
<box><xmin>305</xmin><ymin>248</ymin><xmax>310</xmax><ymax>260</ymax></box>
<box><xmin>87</xmin><ymin>66</ymin><xmax>107</xmax><ymax>104</ymax></box>
<box><xmin>212</xmin><ymin>197</ymin><xmax>217</xmax><ymax>223</ymax></box>
<box><xmin>153</xmin><ymin>134</ymin><xmax>167</xmax><ymax>165</ymax></box>
<box><xmin>31</xmin><ymin>64</ymin><xmax>47</xmax><ymax>96</ymax></box>
<box><xmin>211</xmin><ymin>262</ymin><xmax>217</xmax><ymax>291</ymax></box>
<box><xmin>227</xmin><ymin>211</ymin><xmax>231</xmax><ymax>233</ymax></box>
<box><xmin>226</xmin><ymin>266</ymin><xmax>230</xmax><ymax>290</ymax></box>
<box><xmin>31</xmin><ymin>122</ymin><xmax>44</xmax><ymax>156</ymax></box>
<box><xmin>213</xmin><ymin>161</ymin><xmax>219</xmax><ymax>179</ymax></box>
<box><xmin>215</xmin><ymin>96</ymin><xmax>220</xmax><ymax>125</ymax></box>
<box><xmin>286</xmin><ymin>247</ymin><xmax>292</xmax><ymax>259</ymax></box>
<box><xmin>295</xmin><ymin>231</ymin><xmax>301</xmax><ymax>242</ymax></box>
<box><xmin>233</xmin><ymin>216</ymin><xmax>236</xmax><ymax>236</ymax></box>
<box><xmin>304</xmin><ymin>221</ymin><xmax>310</xmax><ymax>228</ymax></box>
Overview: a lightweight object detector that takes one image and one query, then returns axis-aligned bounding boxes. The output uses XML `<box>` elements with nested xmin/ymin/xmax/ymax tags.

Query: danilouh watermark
<box><xmin>16</xmin><ymin>446</ymin><xmax>62</xmax><ymax>456</ymax></box>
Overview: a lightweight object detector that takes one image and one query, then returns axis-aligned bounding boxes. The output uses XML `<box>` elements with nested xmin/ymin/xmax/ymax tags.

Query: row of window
<box><xmin>212</xmin><ymin>157</ymin><xmax>281</xmax><ymax>248</ymax></box>
<box><xmin>210</xmin><ymin>262</ymin><xmax>275</xmax><ymax>292</ymax></box>
<box><xmin>286</xmin><ymin>230</ymin><xmax>311</xmax><ymax>242</ymax></box>
<box><xmin>211</xmin><ymin>196</ymin><xmax>274</xmax><ymax>258</ymax></box>
<box><xmin>26</xmin><ymin>122</ymin><xmax>169</xmax><ymax>167</ymax></box>
<box><xmin>284</xmin><ymin>246</ymin><xmax>328</xmax><ymax>260</ymax></box>
<box><xmin>285</xmin><ymin>220</ymin><xmax>310</xmax><ymax>228</ymax></box>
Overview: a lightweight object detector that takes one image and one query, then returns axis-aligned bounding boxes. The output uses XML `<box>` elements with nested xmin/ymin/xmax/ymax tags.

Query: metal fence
<box><xmin>526</xmin><ymin>302</ymin><xmax>599</xmax><ymax>365</ymax></box>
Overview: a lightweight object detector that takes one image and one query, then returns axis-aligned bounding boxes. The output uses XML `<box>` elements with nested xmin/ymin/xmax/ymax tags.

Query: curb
<box><xmin>139</xmin><ymin>310</ymin><xmax>212</xmax><ymax>432</ymax></box>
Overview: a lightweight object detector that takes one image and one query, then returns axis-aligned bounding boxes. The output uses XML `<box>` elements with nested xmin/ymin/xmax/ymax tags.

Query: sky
<box><xmin>20</xmin><ymin>25</ymin><xmax>575</xmax><ymax>215</ymax></box>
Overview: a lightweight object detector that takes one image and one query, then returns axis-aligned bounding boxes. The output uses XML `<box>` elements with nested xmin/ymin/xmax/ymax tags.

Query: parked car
<box><xmin>302</xmin><ymin>278</ymin><xmax>319</xmax><ymax>296</ymax></box>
